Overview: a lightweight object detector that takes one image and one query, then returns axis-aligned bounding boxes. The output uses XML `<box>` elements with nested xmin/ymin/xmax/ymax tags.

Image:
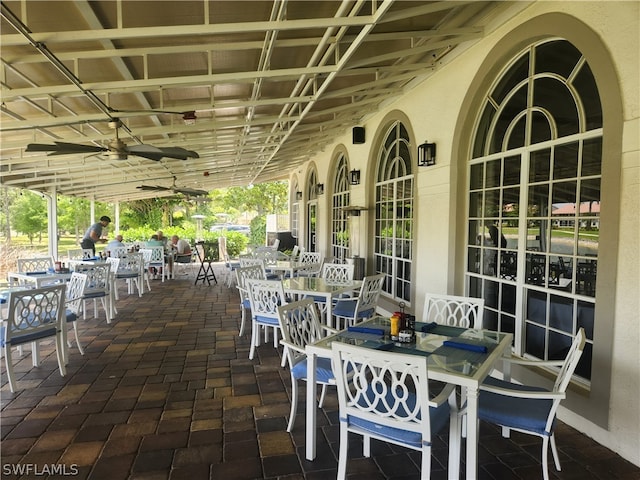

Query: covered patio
<box><xmin>1</xmin><ymin>1</ymin><xmax>639</xmax><ymax>475</ymax></box>
<box><xmin>1</xmin><ymin>269</ymin><xmax>637</xmax><ymax>479</ymax></box>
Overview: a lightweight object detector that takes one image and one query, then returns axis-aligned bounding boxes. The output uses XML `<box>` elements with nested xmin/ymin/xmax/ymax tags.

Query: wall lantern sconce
<box><xmin>418</xmin><ymin>141</ymin><xmax>437</xmax><ymax>167</ymax></box>
<box><xmin>295</xmin><ymin>191</ymin><xmax>303</xmax><ymax>201</ymax></box>
<box><xmin>317</xmin><ymin>183</ymin><xmax>324</xmax><ymax>195</ymax></box>
<box><xmin>349</xmin><ymin>169</ymin><xmax>361</xmax><ymax>185</ymax></box>
<box><xmin>182</xmin><ymin>111</ymin><xmax>197</xmax><ymax>126</ymax></box>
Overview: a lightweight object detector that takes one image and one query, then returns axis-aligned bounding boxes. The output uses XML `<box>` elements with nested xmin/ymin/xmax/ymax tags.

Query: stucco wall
<box><xmin>296</xmin><ymin>1</ymin><xmax>639</xmax><ymax>465</ymax></box>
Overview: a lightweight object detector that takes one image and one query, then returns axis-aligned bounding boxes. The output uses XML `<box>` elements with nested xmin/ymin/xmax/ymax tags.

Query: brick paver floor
<box><xmin>1</xmin><ymin>265</ymin><xmax>638</xmax><ymax>479</ymax></box>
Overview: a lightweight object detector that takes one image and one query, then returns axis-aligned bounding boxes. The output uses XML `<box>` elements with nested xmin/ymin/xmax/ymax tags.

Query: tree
<box><xmin>57</xmin><ymin>196</ymin><xmax>92</xmax><ymax>241</ymax></box>
<box><xmin>11</xmin><ymin>191</ymin><xmax>47</xmax><ymax>244</ymax></box>
<box><xmin>0</xmin><ymin>186</ymin><xmax>19</xmax><ymax>241</ymax></box>
<box><xmin>219</xmin><ymin>182</ymin><xmax>289</xmax><ymax>216</ymax></box>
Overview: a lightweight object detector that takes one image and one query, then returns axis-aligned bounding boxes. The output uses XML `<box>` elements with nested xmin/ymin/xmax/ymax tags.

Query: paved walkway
<box><xmin>1</xmin><ymin>265</ymin><xmax>638</xmax><ymax>479</ymax></box>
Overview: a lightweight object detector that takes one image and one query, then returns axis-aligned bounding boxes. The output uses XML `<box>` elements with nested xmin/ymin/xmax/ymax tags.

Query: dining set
<box><xmin>2</xmin><ymin>247</ymin><xmax>587</xmax><ymax>479</ymax></box>
<box><xmin>1</xmin><ymin>250</ymin><xmax>154</xmax><ymax>392</ymax></box>
<box><xmin>231</xmin><ymin>249</ymin><xmax>587</xmax><ymax>480</ymax></box>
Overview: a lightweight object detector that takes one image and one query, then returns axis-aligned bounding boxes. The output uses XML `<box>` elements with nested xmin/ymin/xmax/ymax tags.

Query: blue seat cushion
<box><xmin>66</xmin><ymin>309</ymin><xmax>77</xmax><ymax>323</ymax></box>
<box><xmin>479</xmin><ymin>376</ymin><xmax>554</xmax><ymax>436</ymax></box>
<box><xmin>291</xmin><ymin>357</ymin><xmax>334</xmax><ymax>383</ymax></box>
<box><xmin>242</xmin><ymin>299</ymin><xmax>251</xmax><ymax>309</ymax></box>
<box><xmin>116</xmin><ymin>272</ymin><xmax>138</xmax><ymax>279</ymax></box>
<box><xmin>84</xmin><ymin>290</ymin><xmax>107</xmax><ymax>299</ymax></box>
<box><xmin>254</xmin><ymin>315</ymin><xmax>279</xmax><ymax>326</ymax></box>
<box><xmin>347</xmin><ymin>387</ymin><xmax>449</xmax><ymax>448</ymax></box>
<box><xmin>307</xmin><ymin>294</ymin><xmax>327</xmax><ymax>303</ymax></box>
<box><xmin>333</xmin><ymin>299</ymin><xmax>374</xmax><ymax>319</ymax></box>
<box><xmin>0</xmin><ymin>325</ymin><xmax>58</xmax><ymax>347</ymax></box>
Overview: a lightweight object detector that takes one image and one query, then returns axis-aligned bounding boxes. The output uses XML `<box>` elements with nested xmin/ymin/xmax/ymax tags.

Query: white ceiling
<box><xmin>1</xmin><ymin>0</ymin><xmax>516</xmax><ymax>202</ymax></box>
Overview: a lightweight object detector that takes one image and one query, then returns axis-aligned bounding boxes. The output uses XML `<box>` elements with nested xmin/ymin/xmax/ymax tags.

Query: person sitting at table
<box><xmin>170</xmin><ymin>235</ymin><xmax>192</xmax><ymax>276</ymax></box>
<box><xmin>171</xmin><ymin>235</ymin><xmax>191</xmax><ymax>255</ymax></box>
<box><xmin>146</xmin><ymin>234</ymin><xmax>167</xmax><ymax>279</ymax></box>
<box><xmin>156</xmin><ymin>230</ymin><xmax>169</xmax><ymax>249</ymax></box>
<box><xmin>80</xmin><ymin>216</ymin><xmax>111</xmax><ymax>255</ymax></box>
<box><xmin>106</xmin><ymin>234</ymin><xmax>125</xmax><ymax>254</ymax></box>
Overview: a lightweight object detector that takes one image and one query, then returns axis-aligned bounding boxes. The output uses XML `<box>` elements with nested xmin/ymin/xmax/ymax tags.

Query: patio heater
<box><xmin>192</xmin><ymin>214</ymin><xmax>205</xmax><ymax>241</ymax></box>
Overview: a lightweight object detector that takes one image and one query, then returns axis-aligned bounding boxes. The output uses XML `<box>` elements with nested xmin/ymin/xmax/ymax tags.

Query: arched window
<box><xmin>331</xmin><ymin>154</ymin><xmax>351</xmax><ymax>262</ymax></box>
<box><xmin>467</xmin><ymin>39</ymin><xmax>601</xmax><ymax>382</ymax></box>
<box><xmin>374</xmin><ymin>121</ymin><xmax>414</xmax><ymax>304</ymax></box>
<box><xmin>307</xmin><ymin>168</ymin><xmax>319</xmax><ymax>252</ymax></box>
<box><xmin>291</xmin><ymin>177</ymin><xmax>300</xmax><ymax>239</ymax></box>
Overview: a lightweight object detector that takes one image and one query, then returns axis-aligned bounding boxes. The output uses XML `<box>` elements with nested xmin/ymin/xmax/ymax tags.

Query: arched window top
<box><xmin>377</xmin><ymin>121</ymin><xmax>412</xmax><ymax>182</ymax></box>
<box><xmin>307</xmin><ymin>168</ymin><xmax>319</xmax><ymax>200</ymax></box>
<box><xmin>334</xmin><ymin>154</ymin><xmax>350</xmax><ymax>194</ymax></box>
<box><xmin>473</xmin><ymin>39</ymin><xmax>602</xmax><ymax>158</ymax></box>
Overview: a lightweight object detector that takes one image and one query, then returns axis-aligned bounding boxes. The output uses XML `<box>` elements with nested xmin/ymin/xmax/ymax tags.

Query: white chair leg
<box><xmin>550</xmin><ymin>433</ymin><xmax>562</xmax><ymax>471</ymax></box>
<box><xmin>318</xmin><ymin>384</ymin><xmax>328</xmax><ymax>408</ymax></box>
<box><xmin>31</xmin><ymin>341</ymin><xmax>40</xmax><ymax>367</ymax></box>
<box><xmin>72</xmin><ymin>322</ymin><xmax>85</xmax><ymax>355</ymax></box>
<box><xmin>337</xmin><ymin>425</ymin><xmax>349</xmax><ymax>480</ymax></box>
<box><xmin>239</xmin><ymin>307</ymin><xmax>247</xmax><ymax>336</ymax></box>
<box><xmin>5</xmin><ymin>349</ymin><xmax>18</xmax><ymax>392</ymax></box>
<box><xmin>542</xmin><ymin>436</ymin><xmax>551</xmax><ymax>480</ymax></box>
<box><xmin>363</xmin><ymin>435</ymin><xmax>371</xmax><ymax>457</ymax></box>
<box><xmin>287</xmin><ymin>377</ymin><xmax>298</xmax><ymax>432</ymax></box>
<box><xmin>249</xmin><ymin>322</ymin><xmax>258</xmax><ymax>360</ymax></box>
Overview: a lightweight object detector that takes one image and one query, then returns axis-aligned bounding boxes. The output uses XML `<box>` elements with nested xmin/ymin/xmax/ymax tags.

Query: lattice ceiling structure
<box><xmin>0</xmin><ymin>0</ymin><xmax>523</xmax><ymax>202</ymax></box>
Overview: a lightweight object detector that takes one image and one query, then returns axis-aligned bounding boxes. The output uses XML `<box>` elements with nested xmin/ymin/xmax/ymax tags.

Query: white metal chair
<box><xmin>1</xmin><ymin>285</ymin><xmax>67</xmax><ymax>392</ymax></box>
<box><xmin>475</xmin><ymin>328</ymin><xmax>586</xmax><ymax>480</ymax></box>
<box><xmin>277</xmin><ymin>298</ymin><xmax>337</xmax><ymax>431</ymax></box>
<box><xmin>235</xmin><ymin>264</ymin><xmax>266</xmax><ymax>337</ymax></box>
<box><xmin>113</xmin><ymin>253</ymin><xmax>145</xmax><ymax>297</ymax></box>
<box><xmin>16</xmin><ymin>256</ymin><xmax>54</xmax><ymax>274</ymax></box>
<box><xmin>72</xmin><ymin>263</ymin><xmax>114</xmax><ymax>323</ymax></box>
<box><xmin>321</xmin><ymin>262</ymin><xmax>355</xmax><ymax>282</ymax></box>
<box><xmin>67</xmin><ymin>249</ymin><xmax>94</xmax><ymax>261</ymax></box>
<box><xmin>422</xmin><ymin>293</ymin><xmax>485</xmax><ymax>329</ymax></box>
<box><xmin>296</xmin><ymin>251</ymin><xmax>323</xmax><ymax>277</ymax></box>
<box><xmin>309</xmin><ymin>262</ymin><xmax>356</xmax><ymax>318</ymax></box>
<box><xmin>139</xmin><ymin>248</ymin><xmax>153</xmax><ymax>292</ymax></box>
<box><xmin>174</xmin><ymin>251</ymin><xmax>196</xmax><ymax>278</ymax></box>
<box><xmin>108</xmin><ymin>246</ymin><xmax>129</xmax><ymax>258</ymax></box>
<box><xmin>140</xmin><ymin>246</ymin><xmax>168</xmax><ymax>281</ymax></box>
<box><xmin>332</xmin><ymin>273</ymin><xmax>385</xmax><ymax>330</ymax></box>
<box><xmin>63</xmin><ymin>272</ymin><xmax>88</xmax><ymax>362</ymax></box>
<box><xmin>246</xmin><ymin>278</ymin><xmax>287</xmax><ymax>361</ymax></box>
<box><xmin>331</xmin><ymin>341</ymin><xmax>461</xmax><ymax>480</ymax></box>
<box><xmin>224</xmin><ymin>253</ymin><xmax>241</xmax><ymax>288</ymax></box>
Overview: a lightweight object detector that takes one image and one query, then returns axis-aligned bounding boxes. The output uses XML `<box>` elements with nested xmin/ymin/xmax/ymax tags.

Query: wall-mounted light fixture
<box><xmin>295</xmin><ymin>191</ymin><xmax>303</xmax><ymax>201</ymax></box>
<box><xmin>182</xmin><ymin>111</ymin><xmax>197</xmax><ymax>126</ymax></box>
<box><xmin>317</xmin><ymin>183</ymin><xmax>324</xmax><ymax>195</ymax></box>
<box><xmin>349</xmin><ymin>169</ymin><xmax>361</xmax><ymax>185</ymax></box>
<box><xmin>418</xmin><ymin>141</ymin><xmax>437</xmax><ymax>167</ymax></box>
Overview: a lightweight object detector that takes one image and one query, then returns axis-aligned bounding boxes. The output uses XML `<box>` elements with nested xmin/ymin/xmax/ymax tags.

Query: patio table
<box><xmin>282</xmin><ymin>276</ymin><xmax>362</xmax><ymax>328</ymax></box>
<box><xmin>305</xmin><ymin>316</ymin><xmax>513</xmax><ymax>479</ymax></box>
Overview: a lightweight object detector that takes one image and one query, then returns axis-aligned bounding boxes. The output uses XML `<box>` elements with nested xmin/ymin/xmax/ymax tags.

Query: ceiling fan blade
<box><xmin>126</xmin><ymin>144</ymin><xmax>165</xmax><ymax>161</ymax></box>
<box><xmin>26</xmin><ymin>141</ymin><xmax>106</xmax><ymax>155</ymax></box>
<box><xmin>157</xmin><ymin>147</ymin><xmax>200</xmax><ymax>160</ymax></box>
<box><xmin>174</xmin><ymin>187</ymin><xmax>208</xmax><ymax>196</ymax></box>
<box><xmin>137</xmin><ymin>185</ymin><xmax>171</xmax><ymax>191</ymax></box>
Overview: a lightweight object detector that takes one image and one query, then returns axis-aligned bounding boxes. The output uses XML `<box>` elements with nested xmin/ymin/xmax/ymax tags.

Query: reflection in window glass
<box><xmin>375</xmin><ymin>121</ymin><xmax>414</xmax><ymax>304</ymax></box>
<box><xmin>530</xmin><ymin>148</ymin><xmax>551</xmax><ymax>183</ymax></box>
<box><xmin>530</xmin><ymin>110</ymin><xmax>553</xmax><ymax>144</ymax></box>
<box><xmin>331</xmin><ymin>155</ymin><xmax>351</xmax><ymax>261</ymax></box>
<box><xmin>553</xmin><ymin>142</ymin><xmax>579</xmax><ymax>179</ymax></box>
<box><xmin>467</xmin><ymin>40</ymin><xmax>600</xmax><ymax>381</ymax></box>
